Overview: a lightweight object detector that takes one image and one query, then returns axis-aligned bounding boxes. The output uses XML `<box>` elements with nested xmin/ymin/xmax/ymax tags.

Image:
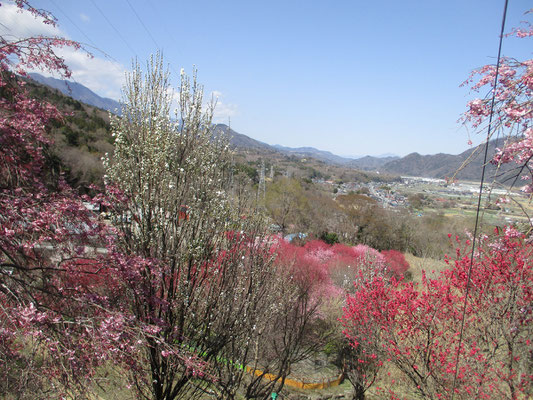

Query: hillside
<box><xmin>347</xmin><ymin>155</ymin><xmax>400</xmax><ymax>171</ymax></box>
<box><xmin>272</xmin><ymin>144</ymin><xmax>356</xmax><ymax>165</ymax></box>
<box><xmin>381</xmin><ymin>139</ymin><xmax>517</xmax><ymax>181</ymax></box>
<box><xmin>213</xmin><ymin>123</ymin><xmax>272</xmax><ymax>150</ymax></box>
<box><xmin>29</xmin><ymin>73</ymin><xmax>122</xmax><ymax>115</ymax></box>
<box><xmin>383</xmin><ymin>152</ymin><xmax>461</xmax><ymax>178</ymax></box>
<box><xmin>23</xmin><ymin>76</ymin><xmax>114</xmax><ymax>189</ymax></box>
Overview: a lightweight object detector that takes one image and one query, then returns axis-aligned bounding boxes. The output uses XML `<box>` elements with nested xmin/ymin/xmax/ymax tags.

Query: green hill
<box><xmin>25</xmin><ymin>77</ymin><xmax>114</xmax><ymax>190</ymax></box>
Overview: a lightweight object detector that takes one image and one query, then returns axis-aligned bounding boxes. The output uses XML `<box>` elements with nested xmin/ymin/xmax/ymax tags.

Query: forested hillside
<box><xmin>24</xmin><ymin>77</ymin><xmax>114</xmax><ymax>189</ymax></box>
<box><xmin>380</xmin><ymin>138</ymin><xmax>519</xmax><ymax>181</ymax></box>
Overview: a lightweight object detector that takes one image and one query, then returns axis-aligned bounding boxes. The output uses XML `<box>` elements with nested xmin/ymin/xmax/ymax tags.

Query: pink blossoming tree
<box><xmin>0</xmin><ymin>1</ymin><xmax>134</xmax><ymax>397</ymax></box>
<box><xmin>463</xmin><ymin>12</ymin><xmax>532</xmax><ymax>194</ymax></box>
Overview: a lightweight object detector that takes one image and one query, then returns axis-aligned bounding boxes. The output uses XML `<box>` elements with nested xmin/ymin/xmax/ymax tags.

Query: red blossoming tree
<box><xmin>381</xmin><ymin>249</ymin><xmax>410</xmax><ymax>279</ymax></box>
<box><xmin>342</xmin><ymin>228</ymin><xmax>533</xmax><ymax>400</ymax></box>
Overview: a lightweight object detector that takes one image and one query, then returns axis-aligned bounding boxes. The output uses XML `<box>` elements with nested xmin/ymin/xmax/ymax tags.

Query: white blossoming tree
<box><xmin>103</xmin><ymin>55</ymin><xmax>317</xmax><ymax>400</ymax></box>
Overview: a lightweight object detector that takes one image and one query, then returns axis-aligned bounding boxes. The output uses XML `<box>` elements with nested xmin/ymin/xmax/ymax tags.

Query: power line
<box><xmin>88</xmin><ymin>0</ymin><xmax>138</xmax><ymax>58</ymax></box>
<box><xmin>450</xmin><ymin>0</ymin><xmax>509</xmax><ymax>398</ymax></box>
<box><xmin>94</xmin><ymin>0</ymin><xmax>182</xmax><ymax>87</ymax></box>
<box><xmin>50</xmin><ymin>0</ymin><xmax>98</xmax><ymax>49</ymax></box>
<box><xmin>50</xmin><ymin>0</ymin><xmax>124</xmax><ymax>66</ymax></box>
<box><xmin>124</xmin><ymin>0</ymin><xmax>159</xmax><ymax>50</ymax></box>
<box><xmin>18</xmin><ymin>1</ymin><xmax>125</xmax><ymax>100</ymax></box>
<box><xmin>144</xmin><ymin>0</ymin><xmax>181</xmax><ymax>54</ymax></box>
<box><xmin>143</xmin><ymin>0</ymin><xmax>186</xmax><ymax>80</ymax></box>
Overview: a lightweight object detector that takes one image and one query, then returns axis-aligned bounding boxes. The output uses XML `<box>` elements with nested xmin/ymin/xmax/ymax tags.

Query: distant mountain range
<box><xmin>28</xmin><ymin>74</ymin><xmax>509</xmax><ymax>182</ymax></box>
<box><xmin>29</xmin><ymin>73</ymin><xmax>122</xmax><ymax>114</ymax></box>
<box><xmin>212</xmin><ymin>124</ymin><xmax>272</xmax><ymax>151</ymax></box>
<box><xmin>211</xmin><ymin>126</ymin><xmax>514</xmax><ymax>181</ymax></box>
<box><xmin>214</xmin><ymin>125</ymin><xmax>400</xmax><ymax>168</ymax></box>
<box><xmin>380</xmin><ymin>140</ymin><xmax>518</xmax><ymax>181</ymax></box>
<box><xmin>348</xmin><ymin>155</ymin><xmax>400</xmax><ymax>170</ymax></box>
<box><xmin>272</xmin><ymin>144</ymin><xmax>357</xmax><ymax>165</ymax></box>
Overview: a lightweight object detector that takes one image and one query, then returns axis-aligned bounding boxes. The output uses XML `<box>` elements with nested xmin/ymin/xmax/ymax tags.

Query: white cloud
<box><xmin>0</xmin><ymin>2</ymin><xmax>58</xmax><ymax>38</ymax></box>
<box><xmin>0</xmin><ymin>4</ymin><xmax>239</xmax><ymax>111</ymax></box>
<box><xmin>57</xmin><ymin>48</ymin><xmax>125</xmax><ymax>99</ymax></box>
<box><xmin>208</xmin><ymin>91</ymin><xmax>238</xmax><ymax>123</ymax></box>
<box><xmin>79</xmin><ymin>13</ymin><xmax>90</xmax><ymax>23</ymax></box>
<box><xmin>0</xmin><ymin>3</ymin><xmax>126</xmax><ymax>100</ymax></box>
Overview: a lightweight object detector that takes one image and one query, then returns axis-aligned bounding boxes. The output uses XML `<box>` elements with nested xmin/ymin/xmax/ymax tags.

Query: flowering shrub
<box><xmin>273</xmin><ymin>238</ymin><xmax>330</xmax><ymax>293</ymax></box>
<box><xmin>342</xmin><ymin>228</ymin><xmax>533</xmax><ymax>399</ymax></box>
<box><xmin>0</xmin><ymin>2</ymin><xmax>125</xmax><ymax>397</ymax></box>
<box><xmin>272</xmin><ymin>239</ymin><xmax>390</xmax><ymax>300</ymax></box>
<box><xmin>381</xmin><ymin>249</ymin><xmax>410</xmax><ymax>278</ymax></box>
<box><xmin>462</xmin><ymin>15</ymin><xmax>532</xmax><ymax>193</ymax></box>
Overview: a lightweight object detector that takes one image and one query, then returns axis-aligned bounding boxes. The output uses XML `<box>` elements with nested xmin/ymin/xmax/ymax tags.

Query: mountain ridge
<box><xmin>380</xmin><ymin>139</ymin><xmax>517</xmax><ymax>181</ymax></box>
<box><xmin>29</xmin><ymin>73</ymin><xmax>122</xmax><ymax>115</ymax></box>
<box><xmin>27</xmin><ymin>74</ymin><xmax>504</xmax><ymax>181</ymax></box>
<box><xmin>272</xmin><ymin>144</ymin><xmax>356</xmax><ymax>165</ymax></box>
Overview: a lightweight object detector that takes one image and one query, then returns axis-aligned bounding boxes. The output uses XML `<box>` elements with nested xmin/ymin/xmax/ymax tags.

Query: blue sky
<box><xmin>2</xmin><ymin>0</ymin><xmax>531</xmax><ymax>157</ymax></box>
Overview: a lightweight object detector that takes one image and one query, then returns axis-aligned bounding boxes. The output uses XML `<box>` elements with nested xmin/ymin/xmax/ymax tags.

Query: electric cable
<box><xmin>50</xmin><ymin>0</ymin><xmax>99</xmax><ymax>49</ymax></box>
<box><xmin>124</xmin><ymin>0</ymin><xmax>160</xmax><ymax>50</ymax></box>
<box><xmin>88</xmin><ymin>0</ymin><xmax>138</xmax><ymax>58</ymax></box>
<box><xmin>450</xmin><ymin>0</ymin><xmax>509</xmax><ymax>398</ymax></box>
